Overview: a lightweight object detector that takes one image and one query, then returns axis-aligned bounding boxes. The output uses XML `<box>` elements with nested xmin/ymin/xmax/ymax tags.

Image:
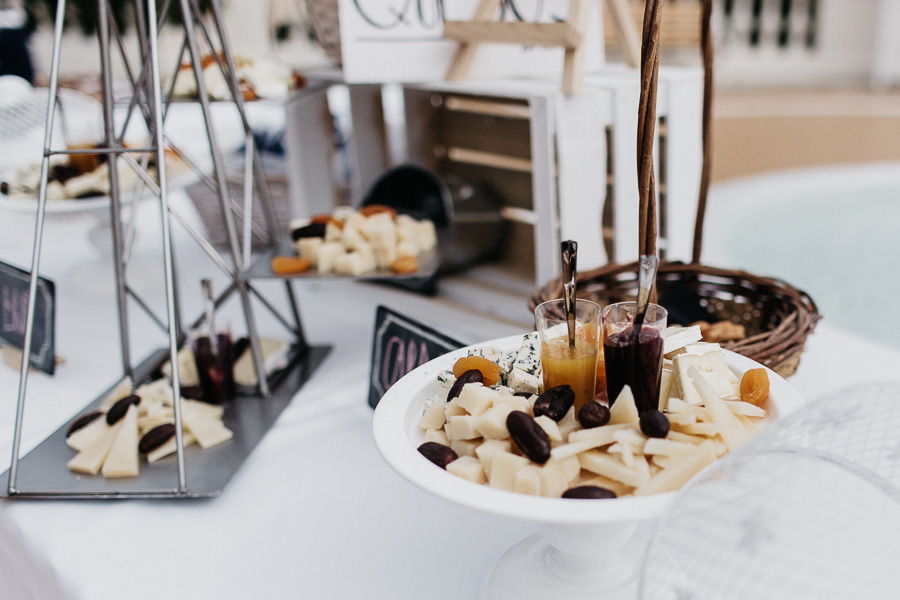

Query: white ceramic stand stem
<box><xmin>481</xmin><ymin>520</ymin><xmax>645</xmax><ymax>600</ymax></box>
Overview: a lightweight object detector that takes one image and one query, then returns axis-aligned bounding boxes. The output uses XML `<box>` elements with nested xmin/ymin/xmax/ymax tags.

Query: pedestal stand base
<box><xmin>480</xmin><ymin>521</ymin><xmax>648</xmax><ymax>600</ymax></box>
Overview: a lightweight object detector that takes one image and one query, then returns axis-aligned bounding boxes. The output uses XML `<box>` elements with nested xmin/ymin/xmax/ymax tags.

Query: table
<box><xmin>2</xmin><ymin>194</ymin><xmax>900</xmax><ymax>600</ymax></box>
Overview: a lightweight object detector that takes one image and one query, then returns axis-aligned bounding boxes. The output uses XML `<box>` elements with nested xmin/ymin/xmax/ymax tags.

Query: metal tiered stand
<box><xmin>1</xmin><ymin>0</ymin><xmax>330</xmax><ymax>499</ymax></box>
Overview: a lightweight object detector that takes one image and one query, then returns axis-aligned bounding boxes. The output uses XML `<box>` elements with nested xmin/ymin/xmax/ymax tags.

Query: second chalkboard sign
<box><xmin>0</xmin><ymin>260</ymin><xmax>56</xmax><ymax>375</ymax></box>
<box><xmin>368</xmin><ymin>305</ymin><xmax>463</xmax><ymax>408</ymax></box>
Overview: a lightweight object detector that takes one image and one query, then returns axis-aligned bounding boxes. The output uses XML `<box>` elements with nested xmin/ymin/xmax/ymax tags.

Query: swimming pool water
<box><xmin>705</xmin><ymin>165</ymin><xmax>900</xmax><ymax>351</ymax></box>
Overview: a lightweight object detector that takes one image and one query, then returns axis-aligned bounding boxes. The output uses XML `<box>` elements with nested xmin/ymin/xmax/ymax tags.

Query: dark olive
<box><xmin>417</xmin><ymin>442</ymin><xmax>458</xmax><ymax>469</ymax></box>
<box><xmin>66</xmin><ymin>411</ymin><xmax>102</xmax><ymax>437</ymax></box>
<box><xmin>446</xmin><ymin>369</ymin><xmax>485</xmax><ymax>402</ymax></box>
<box><xmin>640</xmin><ymin>410</ymin><xmax>670</xmax><ymax>438</ymax></box>
<box><xmin>532</xmin><ymin>385</ymin><xmax>575</xmax><ymax>422</ymax></box>
<box><xmin>506</xmin><ymin>411</ymin><xmax>551</xmax><ymax>463</ymax></box>
<box><xmin>578</xmin><ymin>401</ymin><xmax>611</xmax><ymax>429</ymax></box>
<box><xmin>139</xmin><ymin>423</ymin><xmax>176</xmax><ymax>454</ymax></box>
<box><xmin>562</xmin><ymin>486</ymin><xmax>617</xmax><ymax>500</ymax></box>
<box><xmin>290</xmin><ymin>222</ymin><xmax>326</xmax><ymax>240</ymax></box>
<box><xmin>106</xmin><ymin>394</ymin><xmax>141</xmax><ymax>425</ymax></box>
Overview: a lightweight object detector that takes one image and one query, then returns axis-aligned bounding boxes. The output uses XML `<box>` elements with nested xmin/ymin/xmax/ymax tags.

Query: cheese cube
<box><xmin>345</xmin><ymin>212</ymin><xmax>367</xmax><ymax>236</ymax></box>
<box><xmin>662</xmin><ymin>325</ymin><xmax>703</xmax><ymax>356</ymax></box>
<box><xmin>363</xmin><ymin>213</ymin><xmax>397</xmax><ymax>249</ymax></box>
<box><xmin>540</xmin><ymin>456</ymin><xmax>580</xmax><ymax>497</ymax></box>
<box><xmin>342</xmin><ymin>224</ymin><xmax>366</xmax><ymax>251</ymax></box>
<box><xmin>456</xmin><ymin>384</ymin><xmax>495</xmax><ymax>416</ymax></box>
<box><xmin>102</xmin><ymin>406</ymin><xmax>139</xmax><ymax>478</ymax></box>
<box><xmin>488</xmin><ymin>452</ymin><xmax>529</xmax><ymax>492</ymax></box>
<box><xmin>316</xmin><ymin>242</ymin><xmax>344</xmax><ymax>274</ymax></box>
<box><xmin>294</xmin><ymin>237</ymin><xmax>323</xmax><ymax>265</ymax></box>
<box><xmin>423</xmin><ymin>429</ymin><xmax>450</xmax><ymax>446</ymax></box>
<box><xmin>534</xmin><ymin>415</ymin><xmax>563</xmax><ymax>442</ymax></box>
<box><xmin>447</xmin><ymin>456</ymin><xmax>486</xmax><ymax>484</ymax></box>
<box><xmin>450</xmin><ymin>438</ymin><xmax>480</xmax><ymax>457</ymax></box>
<box><xmin>373</xmin><ymin>244</ymin><xmax>397</xmax><ymax>269</ymax></box>
<box><xmin>446</xmin><ymin>415</ymin><xmax>480</xmax><ymax>440</ymax></box>
<box><xmin>418</xmin><ymin>402</ymin><xmax>447</xmax><ymax>430</ymax></box>
<box><xmin>507</xmin><ymin>368</ymin><xmax>542</xmax><ymax>396</ymax></box>
<box><xmin>415</xmin><ymin>220</ymin><xmax>437</xmax><ymax>251</ymax></box>
<box><xmin>491</xmin><ymin>394</ymin><xmax>530</xmax><ymax>412</ymax></box>
<box><xmin>514</xmin><ymin>465</ymin><xmax>542</xmax><ymax>495</ymax></box>
<box><xmin>445</xmin><ymin>399</ymin><xmax>467</xmax><ymax>418</ymax></box>
<box><xmin>396</xmin><ymin>240</ymin><xmax>418</xmax><ymax>258</ymax></box>
<box><xmin>475</xmin><ymin>439</ymin><xmax>511</xmax><ymax>477</ymax></box>
<box><xmin>698</xmin><ymin>351</ymin><xmax>740</xmax><ymax>399</ymax></box>
<box><xmin>324</xmin><ymin>221</ymin><xmax>342</xmax><ymax>242</ymax></box>
<box><xmin>473</xmin><ymin>404</ymin><xmax>514</xmax><ymax>440</ymax></box>
<box><xmin>334</xmin><ymin>252</ymin><xmax>370</xmax><ymax>276</ymax></box>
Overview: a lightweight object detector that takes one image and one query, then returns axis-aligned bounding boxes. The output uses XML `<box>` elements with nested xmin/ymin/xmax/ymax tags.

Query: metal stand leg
<box><xmin>178</xmin><ymin>0</ymin><xmax>270</xmax><ymax>397</ymax></box>
<box><xmin>7</xmin><ymin>0</ymin><xmax>68</xmax><ymax>495</ymax></box>
<box><xmin>98</xmin><ymin>0</ymin><xmax>132</xmax><ymax>378</ymax></box>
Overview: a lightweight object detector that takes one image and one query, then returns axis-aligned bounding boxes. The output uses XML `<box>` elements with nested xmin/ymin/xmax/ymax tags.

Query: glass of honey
<box><xmin>602</xmin><ymin>302</ymin><xmax>667</xmax><ymax>413</ymax></box>
<box><xmin>534</xmin><ymin>299</ymin><xmax>601</xmax><ymax>414</ymax></box>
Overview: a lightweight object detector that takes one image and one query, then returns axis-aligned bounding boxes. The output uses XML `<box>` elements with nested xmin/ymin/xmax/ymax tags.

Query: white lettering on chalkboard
<box><xmin>2</xmin><ymin>285</ymin><xmax>28</xmax><ymax>335</ymax></box>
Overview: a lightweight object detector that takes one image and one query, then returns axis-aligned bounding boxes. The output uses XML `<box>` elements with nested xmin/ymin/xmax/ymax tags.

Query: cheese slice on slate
<box><xmin>161</xmin><ymin>347</ymin><xmax>200</xmax><ymax>387</ymax></box>
<box><xmin>100</xmin><ymin>375</ymin><xmax>134</xmax><ymax>410</ymax></box>
<box><xmin>182</xmin><ymin>406</ymin><xmax>233</xmax><ymax>449</ymax></box>
<box><xmin>68</xmin><ymin>420</ymin><xmax>124</xmax><ymax>475</ymax></box>
<box><xmin>66</xmin><ymin>416</ymin><xmax>109</xmax><ymax>451</ymax></box>
<box><xmin>233</xmin><ymin>338</ymin><xmax>289</xmax><ymax>386</ymax></box>
<box><xmin>102</xmin><ymin>405</ymin><xmax>139</xmax><ymax>478</ymax></box>
<box><xmin>147</xmin><ymin>431</ymin><xmax>197</xmax><ymax>464</ymax></box>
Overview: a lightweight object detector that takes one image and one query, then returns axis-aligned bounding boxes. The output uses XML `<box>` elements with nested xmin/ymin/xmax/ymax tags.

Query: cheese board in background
<box><xmin>0</xmin><ymin>342</ymin><xmax>331</xmax><ymax>499</ymax></box>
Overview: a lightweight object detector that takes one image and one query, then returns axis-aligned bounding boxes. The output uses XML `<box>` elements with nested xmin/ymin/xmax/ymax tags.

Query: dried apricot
<box><xmin>327</xmin><ymin>218</ymin><xmax>345</xmax><ymax>230</ymax></box>
<box><xmin>452</xmin><ymin>356</ymin><xmax>501</xmax><ymax>386</ymax></box>
<box><xmin>309</xmin><ymin>214</ymin><xmax>332</xmax><ymax>224</ymax></box>
<box><xmin>390</xmin><ymin>255</ymin><xmax>418</xmax><ymax>275</ymax></box>
<box><xmin>360</xmin><ymin>204</ymin><xmax>398</xmax><ymax>219</ymax></box>
<box><xmin>740</xmin><ymin>368</ymin><xmax>769</xmax><ymax>406</ymax></box>
<box><xmin>271</xmin><ymin>255</ymin><xmax>312</xmax><ymax>275</ymax></box>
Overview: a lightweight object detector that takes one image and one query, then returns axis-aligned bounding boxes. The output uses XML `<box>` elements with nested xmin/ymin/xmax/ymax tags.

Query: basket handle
<box><xmin>637</xmin><ymin>0</ymin><xmax>714</xmax><ymax>264</ymax></box>
<box><xmin>637</xmin><ymin>0</ymin><xmax>663</xmax><ymax>257</ymax></box>
<box><xmin>692</xmin><ymin>0</ymin><xmax>714</xmax><ymax>263</ymax></box>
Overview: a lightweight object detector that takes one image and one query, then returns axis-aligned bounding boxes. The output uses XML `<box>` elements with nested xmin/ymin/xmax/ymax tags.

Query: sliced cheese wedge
<box><xmin>68</xmin><ymin>420</ymin><xmax>123</xmax><ymax>475</ymax></box>
<box><xmin>102</xmin><ymin>405</ymin><xmax>139</xmax><ymax>478</ymax></box>
<box><xmin>634</xmin><ymin>441</ymin><xmax>717</xmax><ymax>496</ymax></box>
<box><xmin>182</xmin><ymin>406</ymin><xmax>233</xmax><ymax>449</ymax></box>
<box><xmin>579</xmin><ymin>451</ymin><xmax>650</xmax><ymax>488</ymax></box>
<box><xmin>609</xmin><ymin>386</ymin><xmax>639</xmax><ymax>424</ymax></box>
<box><xmin>147</xmin><ymin>431</ymin><xmax>197</xmax><ymax>464</ymax></box>
<box><xmin>234</xmin><ymin>337</ymin><xmax>289</xmax><ymax>386</ymax></box>
<box><xmin>100</xmin><ymin>376</ymin><xmax>134</xmax><ymax>411</ymax></box>
<box><xmin>66</xmin><ymin>416</ymin><xmax>108</xmax><ymax>452</ymax></box>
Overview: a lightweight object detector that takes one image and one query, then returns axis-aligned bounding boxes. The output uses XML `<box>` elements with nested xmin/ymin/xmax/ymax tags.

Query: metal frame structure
<box><xmin>7</xmin><ymin>0</ymin><xmax>310</xmax><ymax>497</ymax></box>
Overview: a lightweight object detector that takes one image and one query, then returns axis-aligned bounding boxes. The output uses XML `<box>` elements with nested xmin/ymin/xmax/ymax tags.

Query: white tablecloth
<box><xmin>2</xmin><ymin>192</ymin><xmax>899</xmax><ymax>600</ymax></box>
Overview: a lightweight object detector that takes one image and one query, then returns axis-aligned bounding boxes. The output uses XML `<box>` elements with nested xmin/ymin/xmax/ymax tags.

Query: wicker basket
<box><xmin>530</xmin><ymin>262</ymin><xmax>819</xmax><ymax>378</ymax></box>
<box><xmin>530</xmin><ymin>0</ymin><xmax>820</xmax><ymax>378</ymax></box>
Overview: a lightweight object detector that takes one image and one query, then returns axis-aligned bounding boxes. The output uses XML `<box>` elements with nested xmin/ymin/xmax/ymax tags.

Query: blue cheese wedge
<box><xmin>507</xmin><ymin>368</ymin><xmax>542</xmax><ymax>395</ymax></box>
<box><xmin>436</xmin><ymin>369</ymin><xmax>456</xmax><ymax>399</ymax></box>
<box><xmin>101</xmin><ymin>405</ymin><xmax>139</xmax><ymax>478</ymax></box>
<box><xmin>512</xmin><ymin>333</ymin><xmax>541</xmax><ymax>376</ymax></box>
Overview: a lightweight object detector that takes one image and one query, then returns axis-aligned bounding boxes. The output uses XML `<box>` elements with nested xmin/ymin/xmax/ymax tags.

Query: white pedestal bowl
<box><xmin>373</xmin><ymin>334</ymin><xmax>804</xmax><ymax>600</ymax></box>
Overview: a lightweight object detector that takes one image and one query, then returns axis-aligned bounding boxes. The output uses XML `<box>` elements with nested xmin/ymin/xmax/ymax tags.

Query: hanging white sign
<box><xmin>338</xmin><ymin>0</ymin><xmax>604</xmax><ymax>83</ymax></box>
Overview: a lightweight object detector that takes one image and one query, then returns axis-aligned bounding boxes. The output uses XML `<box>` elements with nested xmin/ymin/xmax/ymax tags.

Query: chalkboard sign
<box><xmin>369</xmin><ymin>305</ymin><xmax>463</xmax><ymax>408</ymax></box>
<box><xmin>0</xmin><ymin>260</ymin><xmax>55</xmax><ymax>374</ymax></box>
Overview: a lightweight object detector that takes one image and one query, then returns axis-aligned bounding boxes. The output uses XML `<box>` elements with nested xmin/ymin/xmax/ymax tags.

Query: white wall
<box><xmin>26</xmin><ymin>1</ymin><xmax>322</xmax><ymax>81</ymax></box>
